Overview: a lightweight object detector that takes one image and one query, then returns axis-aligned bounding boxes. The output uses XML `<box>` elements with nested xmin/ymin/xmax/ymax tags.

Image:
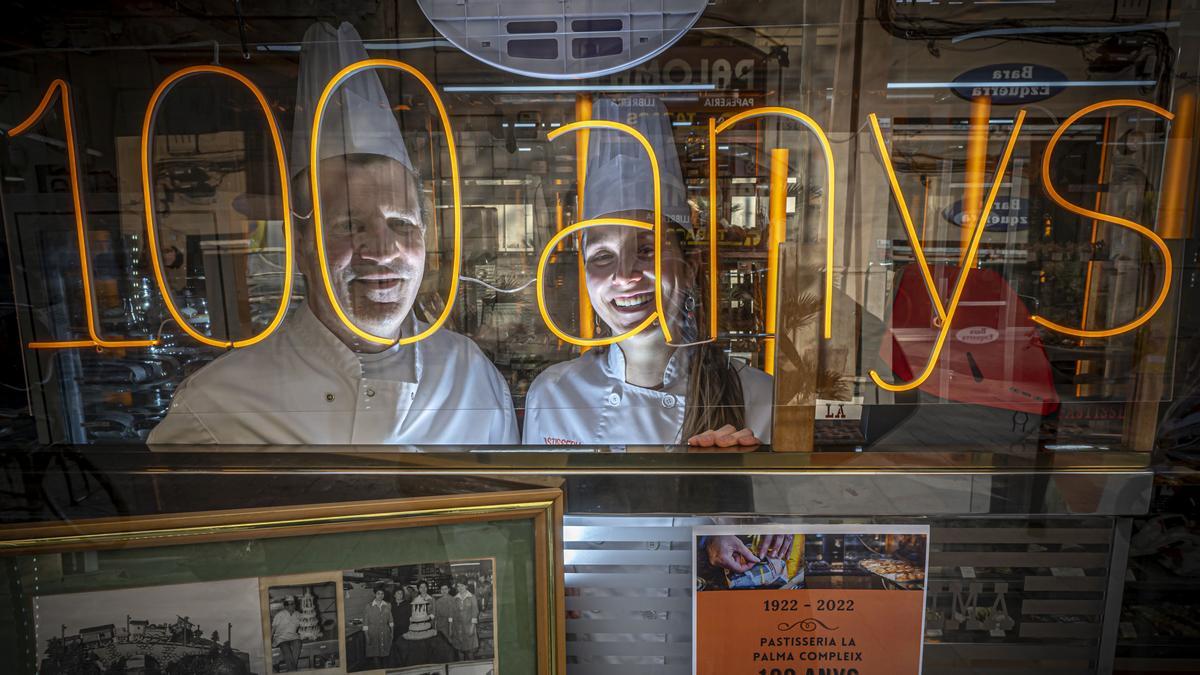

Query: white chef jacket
<box><xmin>148</xmin><ymin>304</ymin><xmax>518</xmax><ymax>445</ymax></box>
<box><xmin>522</xmin><ymin>345</ymin><xmax>773</xmax><ymax>446</ymax></box>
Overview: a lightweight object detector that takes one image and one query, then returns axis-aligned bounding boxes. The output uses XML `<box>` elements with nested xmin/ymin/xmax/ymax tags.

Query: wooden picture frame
<box><xmin>0</xmin><ymin>488</ymin><xmax>564</xmax><ymax>675</ymax></box>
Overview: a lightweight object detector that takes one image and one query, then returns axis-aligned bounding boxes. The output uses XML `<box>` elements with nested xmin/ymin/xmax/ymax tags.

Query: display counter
<box><xmin>0</xmin><ymin>447</ymin><xmax>1172</xmax><ymax>674</ymax></box>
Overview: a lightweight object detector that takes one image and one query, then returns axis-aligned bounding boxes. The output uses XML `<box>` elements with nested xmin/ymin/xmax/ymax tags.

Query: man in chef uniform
<box><xmin>148</xmin><ymin>22</ymin><xmax>517</xmax><ymax>445</ymax></box>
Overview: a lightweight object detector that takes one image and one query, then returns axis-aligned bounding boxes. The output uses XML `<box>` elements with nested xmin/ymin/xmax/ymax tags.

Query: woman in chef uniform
<box><xmin>522</xmin><ymin>97</ymin><xmax>773</xmax><ymax>447</ymax></box>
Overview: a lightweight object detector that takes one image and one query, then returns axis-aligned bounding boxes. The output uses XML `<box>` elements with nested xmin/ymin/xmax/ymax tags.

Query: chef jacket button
<box><xmin>662</xmin><ymin>394</ymin><xmax>677</xmax><ymax>408</ymax></box>
<box><xmin>325</xmin><ymin>393</ymin><xmax>335</xmax><ymax>402</ymax></box>
<box><xmin>607</xmin><ymin>392</ymin><xmax>621</xmax><ymax>406</ymax></box>
<box><xmin>365</xmin><ymin>388</ymin><xmax>375</xmax><ymax>398</ymax></box>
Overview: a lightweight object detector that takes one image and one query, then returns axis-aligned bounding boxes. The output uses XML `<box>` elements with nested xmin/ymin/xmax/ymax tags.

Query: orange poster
<box><xmin>693</xmin><ymin>525</ymin><xmax>929</xmax><ymax>675</ymax></box>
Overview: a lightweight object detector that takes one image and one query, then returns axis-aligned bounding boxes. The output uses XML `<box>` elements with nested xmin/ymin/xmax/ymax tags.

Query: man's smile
<box><xmin>351</xmin><ymin>275</ymin><xmax>404</xmax><ymax>291</ymax></box>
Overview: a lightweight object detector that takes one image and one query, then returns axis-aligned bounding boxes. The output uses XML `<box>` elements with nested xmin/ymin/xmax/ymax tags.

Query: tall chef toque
<box><xmin>289</xmin><ymin>21</ymin><xmax>413</xmax><ymax>180</ymax></box>
<box><xmin>582</xmin><ymin>96</ymin><xmax>691</xmax><ymax>231</ymax></box>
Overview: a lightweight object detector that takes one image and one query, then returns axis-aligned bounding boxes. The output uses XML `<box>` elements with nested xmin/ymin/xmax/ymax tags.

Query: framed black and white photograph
<box><xmin>261</xmin><ymin>572</ymin><xmax>345</xmax><ymax>674</ymax></box>
<box><xmin>2</xmin><ymin>490</ymin><xmax>562</xmax><ymax>675</ymax></box>
<box><xmin>343</xmin><ymin>559</ymin><xmax>495</xmax><ymax>674</ymax></box>
<box><xmin>33</xmin><ymin>577</ymin><xmax>265</xmax><ymax>675</ymax></box>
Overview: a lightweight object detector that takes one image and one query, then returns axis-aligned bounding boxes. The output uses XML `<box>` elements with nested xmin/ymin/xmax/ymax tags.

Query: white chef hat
<box><xmin>289</xmin><ymin>22</ymin><xmax>413</xmax><ymax>179</ymax></box>
<box><xmin>582</xmin><ymin>96</ymin><xmax>690</xmax><ymax>231</ymax></box>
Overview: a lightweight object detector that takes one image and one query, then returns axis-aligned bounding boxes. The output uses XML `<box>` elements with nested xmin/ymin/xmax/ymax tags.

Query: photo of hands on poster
<box><xmin>697</xmin><ymin>530</ymin><xmax>928</xmax><ymax>591</ymax></box>
<box><xmin>694</xmin><ymin>525</ymin><xmax>930</xmax><ymax>675</ymax></box>
<box><xmin>343</xmin><ymin>559</ymin><xmax>495</xmax><ymax>675</ymax></box>
<box><xmin>33</xmin><ymin>578</ymin><xmax>265</xmax><ymax>675</ymax></box>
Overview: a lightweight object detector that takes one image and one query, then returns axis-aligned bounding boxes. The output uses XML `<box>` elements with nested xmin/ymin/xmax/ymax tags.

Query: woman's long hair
<box><xmin>679</xmin><ymin>318</ymin><xmax>746</xmax><ymax>441</ymax></box>
<box><xmin>661</xmin><ymin>221</ymin><xmax>747</xmax><ymax>440</ymax></box>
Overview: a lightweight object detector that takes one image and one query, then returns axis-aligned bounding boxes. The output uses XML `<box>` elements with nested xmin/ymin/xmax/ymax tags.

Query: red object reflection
<box><xmin>882</xmin><ymin>264</ymin><xmax>1060</xmax><ymax>416</ymax></box>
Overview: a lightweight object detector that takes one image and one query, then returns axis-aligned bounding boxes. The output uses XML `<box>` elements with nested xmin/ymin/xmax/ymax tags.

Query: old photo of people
<box><xmin>33</xmin><ymin>578</ymin><xmax>265</xmax><ymax>675</ymax></box>
<box><xmin>260</xmin><ymin>573</ymin><xmax>345</xmax><ymax>673</ymax></box>
<box><xmin>27</xmin><ymin>563</ymin><xmax>496</xmax><ymax>675</ymax></box>
<box><xmin>343</xmin><ymin>559</ymin><xmax>495</xmax><ymax>674</ymax></box>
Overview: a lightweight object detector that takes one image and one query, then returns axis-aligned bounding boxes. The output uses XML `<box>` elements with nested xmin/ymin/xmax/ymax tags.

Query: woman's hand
<box><xmin>687</xmin><ymin>424</ymin><xmax>760</xmax><ymax>449</ymax></box>
<box><xmin>705</xmin><ymin>534</ymin><xmax>760</xmax><ymax>573</ymax></box>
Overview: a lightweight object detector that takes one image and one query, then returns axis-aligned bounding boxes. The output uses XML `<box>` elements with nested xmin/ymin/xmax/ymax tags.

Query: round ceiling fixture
<box><xmin>417</xmin><ymin>0</ymin><xmax>708</xmax><ymax>80</ymax></box>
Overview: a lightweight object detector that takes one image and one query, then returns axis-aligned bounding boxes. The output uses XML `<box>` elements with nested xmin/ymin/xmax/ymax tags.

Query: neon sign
<box><xmin>1033</xmin><ymin>99</ymin><xmax>1174</xmax><ymax>339</ymax></box>
<box><xmin>4</xmin><ymin>62</ymin><xmax>1180</xmax><ymax>396</ymax></box>
<box><xmin>141</xmin><ymin>66</ymin><xmax>294</xmax><ymax>349</ymax></box>
<box><xmin>868</xmin><ymin>110</ymin><xmax>1028</xmax><ymax>392</ymax></box>
<box><xmin>707</xmin><ymin>107</ymin><xmax>837</xmax><ymax>342</ymax></box>
<box><xmin>11</xmin><ymin>80</ymin><xmax>158</xmax><ymax>350</ymax></box>
<box><xmin>308</xmin><ymin>59</ymin><xmax>462</xmax><ymax>346</ymax></box>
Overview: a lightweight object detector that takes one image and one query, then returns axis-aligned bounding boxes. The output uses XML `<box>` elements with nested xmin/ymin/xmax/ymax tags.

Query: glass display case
<box><xmin>0</xmin><ymin>450</ymin><xmax>1160</xmax><ymax>673</ymax></box>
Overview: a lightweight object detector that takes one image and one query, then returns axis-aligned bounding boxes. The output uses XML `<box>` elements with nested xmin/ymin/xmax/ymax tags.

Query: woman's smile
<box><xmin>612</xmin><ymin>291</ymin><xmax>654</xmax><ymax>311</ymax></box>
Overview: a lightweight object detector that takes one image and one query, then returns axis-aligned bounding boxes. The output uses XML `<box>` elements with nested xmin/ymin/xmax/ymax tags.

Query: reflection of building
<box><xmin>42</xmin><ymin>615</ymin><xmax>253</xmax><ymax>675</ymax></box>
<box><xmin>80</xmin><ymin>624</ymin><xmax>114</xmax><ymax>647</ymax></box>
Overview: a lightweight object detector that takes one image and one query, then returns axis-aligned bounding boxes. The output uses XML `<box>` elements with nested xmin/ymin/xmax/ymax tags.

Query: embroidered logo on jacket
<box><xmin>544</xmin><ymin>436</ymin><xmax>581</xmax><ymax>445</ymax></box>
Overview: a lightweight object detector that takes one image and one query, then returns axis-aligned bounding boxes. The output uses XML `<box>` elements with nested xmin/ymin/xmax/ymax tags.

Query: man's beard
<box><xmin>344</xmin><ymin>294</ymin><xmax>408</xmax><ymax>337</ymax></box>
<box><xmin>338</xmin><ymin>263</ymin><xmax>414</xmax><ymax>337</ymax></box>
